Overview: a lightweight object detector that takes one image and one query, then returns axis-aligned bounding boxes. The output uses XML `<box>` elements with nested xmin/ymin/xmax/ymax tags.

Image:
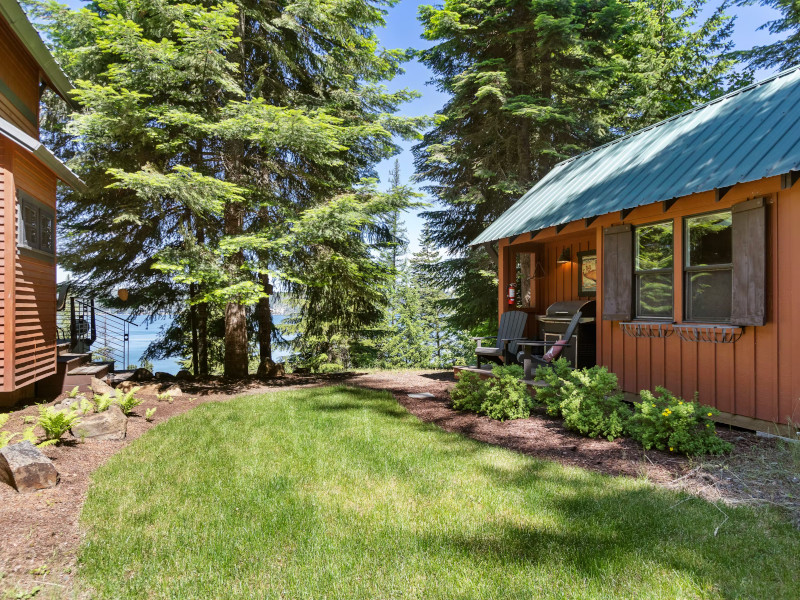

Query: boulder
<box><xmin>164</xmin><ymin>385</ymin><xmax>183</xmax><ymax>397</ymax></box>
<box><xmin>115</xmin><ymin>380</ymin><xmax>138</xmax><ymax>394</ymax></box>
<box><xmin>135</xmin><ymin>383</ymin><xmax>163</xmax><ymax>395</ymax></box>
<box><xmin>0</xmin><ymin>441</ymin><xmax>59</xmax><ymax>493</ymax></box>
<box><xmin>268</xmin><ymin>362</ymin><xmax>285</xmax><ymax>378</ymax></box>
<box><xmin>154</xmin><ymin>372</ymin><xmax>176</xmax><ymax>381</ymax></box>
<box><xmin>53</xmin><ymin>396</ymin><xmax>82</xmax><ymax>411</ymax></box>
<box><xmin>71</xmin><ymin>405</ymin><xmax>127</xmax><ymax>441</ymax></box>
<box><xmin>129</xmin><ymin>368</ymin><xmax>154</xmax><ymax>382</ymax></box>
<box><xmin>90</xmin><ymin>377</ymin><xmax>117</xmax><ymax>398</ymax></box>
<box><xmin>175</xmin><ymin>370</ymin><xmax>193</xmax><ymax>381</ymax></box>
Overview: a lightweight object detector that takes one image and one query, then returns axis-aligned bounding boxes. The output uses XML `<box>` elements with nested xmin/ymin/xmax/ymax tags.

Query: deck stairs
<box><xmin>40</xmin><ymin>342</ymin><xmax>114</xmax><ymax>395</ymax></box>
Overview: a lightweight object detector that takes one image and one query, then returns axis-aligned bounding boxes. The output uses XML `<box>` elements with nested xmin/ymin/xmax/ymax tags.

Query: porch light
<box><xmin>557</xmin><ymin>248</ymin><xmax>571</xmax><ymax>264</ymax></box>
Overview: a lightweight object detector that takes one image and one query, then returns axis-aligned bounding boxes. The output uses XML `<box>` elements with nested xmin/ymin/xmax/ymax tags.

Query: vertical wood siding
<box><xmin>0</xmin><ymin>19</ymin><xmax>40</xmax><ymax>138</ymax></box>
<box><xmin>501</xmin><ymin>176</ymin><xmax>800</xmax><ymax>424</ymax></box>
<box><xmin>0</xmin><ymin>140</ymin><xmax>6</xmax><ymax>389</ymax></box>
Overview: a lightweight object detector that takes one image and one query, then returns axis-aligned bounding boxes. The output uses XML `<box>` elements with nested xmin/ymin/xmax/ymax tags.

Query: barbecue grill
<box><xmin>535</xmin><ymin>300</ymin><xmax>596</xmax><ymax>368</ymax></box>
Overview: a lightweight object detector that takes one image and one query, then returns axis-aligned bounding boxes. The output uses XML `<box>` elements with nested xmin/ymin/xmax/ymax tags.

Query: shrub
<box><xmin>37</xmin><ymin>406</ymin><xmax>81</xmax><ymax>444</ymax></box>
<box><xmin>94</xmin><ymin>394</ymin><xmax>114</xmax><ymax>412</ymax></box>
<box><xmin>533</xmin><ymin>358</ymin><xmax>579</xmax><ymax>417</ymax></box>
<box><xmin>451</xmin><ymin>371</ymin><xmax>486</xmax><ymax>413</ymax></box>
<box><xmin>559</xmin><ymin>367</ymin><xmax>631</xmax><ymax>441</ymax></box>
<box><xmin>628</xmin><ymin>387</ymin><xmax>733</xmax><ymax>456</ymax></box>
<box><xmin>116</xmin><ymin>389</ymin><xmax>143</xmax><ymax>415</ymax></box>
<box><xmin>480</xmin><ymin>365</ymin><xmax>531</xmax><ymax>421</ymax></box>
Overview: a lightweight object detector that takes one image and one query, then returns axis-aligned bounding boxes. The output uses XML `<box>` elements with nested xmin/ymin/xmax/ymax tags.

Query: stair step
<box><xmin>57</xmin><ymin>353</ymin><xmax>91</xmax><ymax>370</ymax></box>
<box><xmin>67</xmin><ymin>364</ymin><xmax>110</xmax><ymax>376</ymax></box>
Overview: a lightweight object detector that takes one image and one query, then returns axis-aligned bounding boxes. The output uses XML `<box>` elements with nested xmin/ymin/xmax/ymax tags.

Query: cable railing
<box><xmin>57</xmin><ymin>296</ymin><xmax>137</xmax><ymax>370</ymax></box>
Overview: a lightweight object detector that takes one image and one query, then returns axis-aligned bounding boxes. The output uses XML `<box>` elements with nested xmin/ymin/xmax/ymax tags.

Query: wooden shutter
<box><xmin>602</xmin><ymin>224</ymin><xmax>633</xmax><ymax>321</ymax></box>
<box><xmin>731</xmin><ymin>197</ymin><xmax>767</xmax><ymax>326</ymax></box>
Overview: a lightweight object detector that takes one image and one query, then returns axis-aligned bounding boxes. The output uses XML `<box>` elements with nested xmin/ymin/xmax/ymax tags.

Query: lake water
<box><xmin>127</xmin><ymin>315</ymin><xmax>288</xmax><ymax>374</ymax></box>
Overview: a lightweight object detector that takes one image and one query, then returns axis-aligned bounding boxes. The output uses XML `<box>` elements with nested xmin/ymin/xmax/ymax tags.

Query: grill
<box><xmin>535</xmin><ymin>300</ymin><xmax>597</xmax><ymax>368</ymax></box>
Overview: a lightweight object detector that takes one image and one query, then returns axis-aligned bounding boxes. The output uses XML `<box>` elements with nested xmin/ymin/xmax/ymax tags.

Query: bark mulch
<box><xmin>0</xmin><ymin>370</ymin><xmax>797</xmax><ymax>597</ymax></box>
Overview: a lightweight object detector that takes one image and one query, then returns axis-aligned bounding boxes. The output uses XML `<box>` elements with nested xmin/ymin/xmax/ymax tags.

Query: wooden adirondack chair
<box><xmin>517</xmin><ymin>311</ymin><xmax>582</xmax><ymax>379</ymax></box>
<box><xmin>473</xmin><ymin>310</ymin><xmax>528</xmax><ymax>368</ymax></box>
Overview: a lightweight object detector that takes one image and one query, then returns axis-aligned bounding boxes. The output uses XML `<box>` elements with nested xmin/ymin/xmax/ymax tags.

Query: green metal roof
<box><xmin>472</xmin><ymin>66</ymin><xmax>800</xmax><ymax>245</ymax></box>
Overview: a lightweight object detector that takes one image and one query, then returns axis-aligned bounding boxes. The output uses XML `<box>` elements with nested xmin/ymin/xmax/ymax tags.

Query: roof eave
<box><xmin>0</xmin><ymin>0</ymin><xmax>79</xmax><ymax>110</ymax></box>
<box><xmin>1</xmin><ymin>115</ymin><xmax>86</xmax><ymax>192</ymax></box>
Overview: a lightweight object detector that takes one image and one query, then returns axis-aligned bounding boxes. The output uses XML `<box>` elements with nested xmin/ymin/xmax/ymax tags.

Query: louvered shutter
<box><xmin>602</xmin><ymin>224</ymin><xmax>633</xmax><ymax>321</ymax></box>
<box><xmin>731</xmin><ymin>198</ymin><xmax>767</xmax><ymax>326</ymax></box>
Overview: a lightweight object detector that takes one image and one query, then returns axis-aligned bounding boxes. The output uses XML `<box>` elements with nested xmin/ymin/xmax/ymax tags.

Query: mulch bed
<box><xmin>0</xmin><ymin>370</ymin><xmax>797</xmax><ymax>597</ymax></box>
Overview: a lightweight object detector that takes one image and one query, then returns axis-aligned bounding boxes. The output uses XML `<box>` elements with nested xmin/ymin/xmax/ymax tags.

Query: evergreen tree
<box><xmin>735</xmin><ymin>0</ymin><xmax>800</xmax><ymax>71</ymax></box>
<box><xmin>32</xmin><ymin>0</ymin><xmax>425</xmax><ymax>376</ymax></box>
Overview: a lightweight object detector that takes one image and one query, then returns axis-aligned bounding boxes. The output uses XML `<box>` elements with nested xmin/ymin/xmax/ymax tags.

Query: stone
<box><xmin>268</xmin><ymin>362</ymin><xmax>285</xmax><ymax>378</ymax></box>
<box><xmin>53</xmin><ymin>396</ymin><xmax>82</xmax><ymax>411</ymax></box>
<box><xmin>175</xmin><ymin>369</ymin><xmax>193</xmax><ymax>381</ymax></box>
<box><xmin>130</xmin><ymin>368</ymin><xmax>154</xmax><ymax>382</ymax></box>
<box><xmin>115</xmin><ymin>380</ymin><xmax>139</xmax><ymax>394</ymax></box>
<box><xmin>0</xmin><ymin>441</ymin><xmax>59</xmax><ymax>493</ymax></box>
<box><xmin>134</xmin><ymin>383</ymin><xmax>163</xmax><ymax>395</ymax></box>
<box><xmin>154</xmin><ymin>372</ymin><xmax>176</xmax><ymax>381</ymax></box>
<box><xmin>90</xmin><ymin>377</ymin><xmax>117</xmax><ymax>397</ymax></box>
<box><xmin>71</xmin><ymin>405</ymin><xmax>127</xmax><ymax>441</ymax></box>
<box><xmin>164</xmin><ymin>385</ymin><xmax>183</xmax><ymax>397</ymax></box>
<box><xmin>408</xmin><ymin>393</ymin><xmax>435</xmax><ymax>399</ymax></box>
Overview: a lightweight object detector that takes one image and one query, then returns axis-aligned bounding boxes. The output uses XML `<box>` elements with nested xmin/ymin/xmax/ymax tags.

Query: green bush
<box><xmin>481</xmin><ymin>365</ymin><xmax>531</xmax><ymax>421</ymax></box>
<box><xmin>451</xmin><ymin>371</ymin><xmax>485</xmax><ymax>413</ymax></box>
<box><xmin>559</xmin><ymin>367</ymin><xmax>631</xmax><ymax>441</ymax></box>
<box><xmin>533</xmin><ymin>358</ymin><xmax>579</xmax><ymax>417</ymax></box>
<box><xmin>628</xmin><ymin>387</ymin><xmax>733</xmax><ymax>456</ymax></box>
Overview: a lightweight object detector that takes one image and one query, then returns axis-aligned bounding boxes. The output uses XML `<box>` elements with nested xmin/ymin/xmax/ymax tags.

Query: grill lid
<box><xmin>544</xmin><ymin>300</ymin><xmax>596</xmax><ymax>318</ymax></box>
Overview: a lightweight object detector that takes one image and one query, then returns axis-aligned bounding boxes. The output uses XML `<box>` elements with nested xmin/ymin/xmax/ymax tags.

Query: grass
<box><xmin>78</xmin><ymin>386</ymin><xmax>800</xmax><ymax>599</ymax></box>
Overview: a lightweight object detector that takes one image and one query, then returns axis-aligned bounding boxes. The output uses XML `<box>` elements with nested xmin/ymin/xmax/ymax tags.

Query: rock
<box><xmin>268</xmin><ymin>362</ymin><xmax>285</xmax><ymax>378</ymax></box>
<box><xmin>71</xmin><ymin>405</ymin><xmax>127</xmax><ymax>441</ymax></box>
<box><xmin>164</xmin><ymin>385</ymin><xmax>182</xmax><ymax>397</ymax></box>
<box><xmin>175</xmin><ymin>369</ymin><xmax>193</xmax><ymax>381</ymax></box>
<box><xmin>115</xmin><ymin>380</ymin><xmax>138</xmax><ymax>394</ymax></box>
<box><xmin>154</xmin><ymin>372</ymin><xmax>176</xmax><ymax>381</ymax></box>
<box><xmin>90</xmin><ymin>377</ymin><xmax>117</xmax><ymax>398</ymax></box>
<box><xmin>130</xmin><ymin>368</ymin><xmax>153</xmax><ymax>382</ymax></box>
<box><xmin>0</xmin><ymin>441</ymin><xmax>59</xmax><ymax>493</ymax></box>
<box><xmin>134</xmin><ymin>383</ymin><xmax>163</xmax><ymax>395</ymax></box>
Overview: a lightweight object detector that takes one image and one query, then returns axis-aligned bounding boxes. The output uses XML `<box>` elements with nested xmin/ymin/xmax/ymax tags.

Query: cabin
<box><xmin>0</xmin><ymin>0</ymin><xmax>85</xmax><ymax>405</ymax></box>
<box><xmin>472</xmin><ymin>67</ymin><xmax>800</xmax><ymax>432</ymax></box>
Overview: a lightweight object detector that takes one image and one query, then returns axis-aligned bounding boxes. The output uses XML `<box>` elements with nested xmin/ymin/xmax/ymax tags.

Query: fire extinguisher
<box><xmin>507</xmin><ymin>283</ymin><xmax>516</xmax><ymax>306</ymax></box>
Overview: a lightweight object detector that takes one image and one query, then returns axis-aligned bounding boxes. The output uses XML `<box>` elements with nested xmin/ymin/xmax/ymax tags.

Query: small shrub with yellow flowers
<box><xmin>628</xmin><ymin>387</ymin><xmax>733</xmax><ymax>456</ymax></box>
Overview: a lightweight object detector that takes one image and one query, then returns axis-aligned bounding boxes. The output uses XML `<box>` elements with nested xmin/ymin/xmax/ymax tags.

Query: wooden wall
<box><xmin>0</xmin><ymin>138</ymin><xmax>58</xmax><ymax>397</ymax></box>
<box><xmin>500</xmin><ymin>175</ymin><xmax>800</xmax><ymax>425</ymax></box>
<box><xmin>0</xmin><ymin>18</ymin><xmax>40</xmax><ymax>139</ymax></box>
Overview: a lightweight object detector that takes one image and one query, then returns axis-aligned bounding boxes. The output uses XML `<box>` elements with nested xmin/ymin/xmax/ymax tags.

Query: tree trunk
<box><xmin>256</xmin><ymin>273</ymin><xmax>273</xmax><ymax>376</ymax></box>
<box><xmin>190</xmin><ymin>282</ymin><xmax>199</xmax><ymax>376</ymax></box>
<box><xmin>223</xmin><ymin>201</ymin><xmax>249</xmax><ymax>378</ymax></box>
<box><xmin>198</xmin><ymin>299</ymin><xmax>209</xmax><ymax>375</ymax></box>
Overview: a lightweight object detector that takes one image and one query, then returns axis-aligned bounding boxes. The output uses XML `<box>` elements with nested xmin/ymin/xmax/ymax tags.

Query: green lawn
<box><xmin>79</xmin><ymin>386</ymin><xmax>800</xmax><ymax>599</ymax></box>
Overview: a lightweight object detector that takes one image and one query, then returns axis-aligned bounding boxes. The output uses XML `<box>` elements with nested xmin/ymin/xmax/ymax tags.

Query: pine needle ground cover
<box><xmin>78</xmin><ymin>387</ymin><xmax>799</xmax><ymax>599</ymax></box>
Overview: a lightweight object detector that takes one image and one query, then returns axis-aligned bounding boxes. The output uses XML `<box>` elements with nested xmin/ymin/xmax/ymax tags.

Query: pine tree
<box><xmin>32</xmin><ymin>0</ymin><xmax>425</xmax><ymax>376</ymax></box>
<box><xmin>734</xmin><ymin>0</ymin><xmax>800</xmax><ymax>71</ymax></box>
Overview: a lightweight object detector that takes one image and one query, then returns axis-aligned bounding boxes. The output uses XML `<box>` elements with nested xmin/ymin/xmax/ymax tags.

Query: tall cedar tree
<box><xmin>32</xmin><ymin>0</ymin><xmax>424</xmax><ymax>376</ymax></box>
<box><xmin>735</xmin><ymin>0</ymin><xmax>800</xmax><ymax>71</ymax></box>
<box><xmin>415</xmin><ymin>0</ymin><xmax>740</xmax><ymax>331</ymax></box>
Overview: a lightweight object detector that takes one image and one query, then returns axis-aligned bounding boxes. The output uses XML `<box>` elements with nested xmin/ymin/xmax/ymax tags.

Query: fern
<box><xmin>116</xmin><ymin>388</ymin><xmax>143</xmax><ymax>415</ymax></box>
<box><xmin>94</xmin><ymin>394</ymin><xmax>114</xmax><ymax>412</ymax></box>
<box><xmin>0</xmin><ymin>431</ymin><xmax>18</xmax><ymax>449</ymax></box>
<box><xmin>145</xmin><ymin>407</ymin><xmax>157</xmax><ymax>421</ymax></box>
<box><xmin>0</xmin><ymin>413</ymin><xmax>9</xmax><ymax>429</ymax></box>
<box><xmin>67</xmin><ymin>386</ymin><xmax>81</xmax><ymax>398</ymax></box>
<box><xmin>37</xmin><ymin>406</ymin><xmax>81</xmax><ymax>443</ymax></box>
<box><xmin>70</xmin><ymin>398</ymin><xmax>95</xmax><ymax>415</ymax></box>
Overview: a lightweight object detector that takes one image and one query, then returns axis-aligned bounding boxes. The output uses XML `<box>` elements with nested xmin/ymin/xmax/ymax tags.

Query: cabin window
<box><xmin>634</xmin><ymin>222</ymin><xmax>673</xmax><ymax>319</ymax></box>
<box><xmin>17</xmin><ymin>190</ymin><xmax>55</xmax><ymax>255</ymax></box>
<box><xmin>684</xmin><ymin>210</ymin><xmax>732</xmax><ymax>322</ymax></box>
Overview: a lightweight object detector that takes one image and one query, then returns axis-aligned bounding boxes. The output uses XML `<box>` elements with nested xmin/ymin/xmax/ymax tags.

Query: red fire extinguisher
<box><xmin>507</xmin><ymin>283</ymin><xmax>516</xmax><ymax>306</ymax></box>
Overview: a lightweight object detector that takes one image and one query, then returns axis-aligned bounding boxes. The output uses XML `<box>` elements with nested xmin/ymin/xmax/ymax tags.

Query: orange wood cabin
<box><xmin>0</xmin><ymin>0</ymin><xmax>84</xmax><ymax>405</ymax></box>
<box><xmin>473</xmin><ymin>68</ymin><xmax>800</xmax><ymax>431</ymax></box>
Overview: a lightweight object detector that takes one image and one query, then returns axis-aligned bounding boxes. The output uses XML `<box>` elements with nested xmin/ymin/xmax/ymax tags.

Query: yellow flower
<box><xmin>706</xmin><ymin>424</ymin><xmax>711</xmax><ymax>428</ymax></box>
<box><xmin>707</xmin><ymin>412</ymin><xmax>713</xmax><ymax>417</ymax></box>
<box><xmin>669</xmin><ymin>447</ymin><xmax>674</xmax><ymax>451</ymax></box>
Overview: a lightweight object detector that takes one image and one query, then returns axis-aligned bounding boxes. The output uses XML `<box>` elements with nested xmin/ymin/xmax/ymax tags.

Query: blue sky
<box><xmin>59</xmin><ymin>0</ymin><xmax>786</xmax><ymax>255</ymax></box>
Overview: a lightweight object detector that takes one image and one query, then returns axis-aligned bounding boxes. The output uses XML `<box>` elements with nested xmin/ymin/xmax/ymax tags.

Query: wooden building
<box><xmin>472</xmin><ymin>67</ymin><xmax>800</xmax><ymax>430</ymax></box>
<box><xmin>0</xmin><ymin>0</ymin><xmax>84</xmax><ymax>405</ymax></box>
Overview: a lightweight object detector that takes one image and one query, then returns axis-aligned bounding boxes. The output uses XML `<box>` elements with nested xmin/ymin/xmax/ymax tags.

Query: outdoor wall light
<box><xmin>557</xmin><ymin>247</ymin><xmax>571</xmax><ymax>264</ymax></box>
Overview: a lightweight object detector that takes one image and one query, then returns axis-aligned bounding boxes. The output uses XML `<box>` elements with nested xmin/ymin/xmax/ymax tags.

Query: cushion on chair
<box><xmin>542</xmin><ymin>340</ymin><xmax>568</xmax><ymax>363</ymax></box>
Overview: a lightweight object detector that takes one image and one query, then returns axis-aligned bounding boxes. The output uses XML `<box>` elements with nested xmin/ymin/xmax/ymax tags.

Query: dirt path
<box><xmin>0</xmin><ymin>370</ymin><xmax>796</xmax><ymax>597</ymax></box>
